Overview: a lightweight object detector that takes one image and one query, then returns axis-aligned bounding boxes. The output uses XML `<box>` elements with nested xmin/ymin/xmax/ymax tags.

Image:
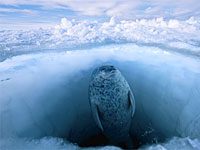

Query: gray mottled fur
<box><xmin>89</xmin><ymin>65</ymin><xmax>135</xmax><ymax>146</ymax></box>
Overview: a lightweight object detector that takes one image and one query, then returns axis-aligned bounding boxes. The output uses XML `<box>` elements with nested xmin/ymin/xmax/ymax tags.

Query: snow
<box><xmin>0</xmin><ymin>137</ymin><xmax>121</xmax><ymax>150</ymax></box>
<box><xmin>1</xmin><ymin>137</ymin><xmax>200</xmax><ymax>150</ymax></box>
<box><xmin>0</xmin><ymin>17</ymin><xmax>200</xmax><ymax>61</ymax></box>
<box><xmin>141</xmin><ymin>137</ymin><xmax>200</xmax><ymax>150</ymax></box>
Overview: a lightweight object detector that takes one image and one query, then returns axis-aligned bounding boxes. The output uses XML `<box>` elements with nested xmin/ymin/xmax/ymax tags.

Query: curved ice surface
<box><xmin>1</xmin><ymin>17</ymin><xmax>200</xmax><ymax>61</ymax></box>
<box><xmin>0</xmin><ymin>43</ymin><xmax>200</xmax><ymax>149</ymax></box>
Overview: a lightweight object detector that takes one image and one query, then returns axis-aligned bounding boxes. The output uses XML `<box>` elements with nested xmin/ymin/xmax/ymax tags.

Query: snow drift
<box><xmin>1</xmin><ymin>17</ymin><xmax>200</xmax><ymax>62</ymax></box>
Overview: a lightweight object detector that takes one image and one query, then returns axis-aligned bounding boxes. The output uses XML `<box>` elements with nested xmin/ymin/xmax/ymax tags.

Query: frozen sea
<box><xmin>0</xmin><ymin>17</ymin><xmax>200</xmax><ymax>150</ymax></box>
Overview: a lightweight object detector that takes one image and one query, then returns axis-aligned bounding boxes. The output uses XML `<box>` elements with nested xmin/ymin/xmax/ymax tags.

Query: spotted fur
<box><xmin>89</xmin><ymin>65</ymin><xmax>135</xmax><ymax>145</ymax></box>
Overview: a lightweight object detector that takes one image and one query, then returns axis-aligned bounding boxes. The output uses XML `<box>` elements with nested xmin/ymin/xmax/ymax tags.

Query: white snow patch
<box><xmin>0</xmin><ymin>17</ymin><xmax>200</xmax><ymax>57</ymax></box>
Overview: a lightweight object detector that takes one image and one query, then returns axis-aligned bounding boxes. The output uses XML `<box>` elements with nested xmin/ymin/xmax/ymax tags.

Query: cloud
<box><xmin>0</xmin><ymin>0</ymin><xmax>199</xmax><ymax>19</ymax></box>
<box><xmin>64</xmin><ymin>1</ymin><xmax>116</xmax><ymax>16</ymax></box>
<box><xmin>0</xmin><ymin>8</ymin><xmax>37</xmax><ymax>15</ymax></box>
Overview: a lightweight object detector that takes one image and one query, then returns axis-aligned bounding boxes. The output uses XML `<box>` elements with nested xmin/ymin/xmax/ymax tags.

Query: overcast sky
<box><xmin>0</xmin><ymin>0</ymin><xmax>200</xmax><ymax>28</ymax></box>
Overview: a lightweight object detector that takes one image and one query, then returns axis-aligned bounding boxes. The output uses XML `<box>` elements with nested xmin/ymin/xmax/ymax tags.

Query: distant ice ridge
<box><xmin>0</xmin><ymin>17</ymin><xmax>200</xmax><ymax>59</ymax></box>
<box><xmin>54</xmin><ymin>17</ymin><xmax>200</xmax><ymax>52</ymax></box>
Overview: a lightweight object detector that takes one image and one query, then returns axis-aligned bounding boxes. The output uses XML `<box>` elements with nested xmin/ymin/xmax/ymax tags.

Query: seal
<box><xmin>88</xmin><ymin>65</ymin><xmax>135</xmax><ymax>148</ymax></box>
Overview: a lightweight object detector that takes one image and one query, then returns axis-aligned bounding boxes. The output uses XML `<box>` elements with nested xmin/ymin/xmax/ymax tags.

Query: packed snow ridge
<box><xmin>0</xmin><ymin>17</ymin><xmax>200</xmax><ymax>55</ymax></box>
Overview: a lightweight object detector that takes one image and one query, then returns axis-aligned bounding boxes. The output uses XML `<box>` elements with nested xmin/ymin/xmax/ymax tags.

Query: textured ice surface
<box><xmin>0</xmin><ymin>17</ymin><xmax>200</xmax><ymax>61</ymax></box>
<box><xmin>0</xmin><ymin>137</ymin><xmax>122</xmax><ymax>150</ymax></box>
<box><xmin>141</xmin><ymin>137</ymin><xmax>200</xmax><ymax>150</ymax></box>
<box><xmin>1</xmin><ymin>137</ymin><xmax>200</xmax><ymax>150</ymax></box>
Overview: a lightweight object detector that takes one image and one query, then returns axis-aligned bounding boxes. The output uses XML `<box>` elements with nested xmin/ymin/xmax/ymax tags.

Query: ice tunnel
<box><xmin>0</xmin><ymin>44</ymin><xmax>200</xmax><ymax>148</ymax></box>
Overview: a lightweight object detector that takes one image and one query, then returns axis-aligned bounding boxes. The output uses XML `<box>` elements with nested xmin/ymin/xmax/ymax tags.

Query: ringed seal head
<box><xmin>91</xmin><ymin>65</ymin><xmax>118</xmax><ymax>80</ymax></box>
